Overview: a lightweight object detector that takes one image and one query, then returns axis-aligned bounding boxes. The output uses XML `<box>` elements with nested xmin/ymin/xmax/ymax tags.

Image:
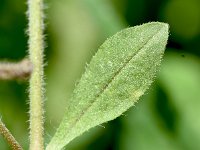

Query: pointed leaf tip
<box><xmin>46</xmin><ymin>22</ymin><xmax>169</xmax><ymax>150</ymax></box>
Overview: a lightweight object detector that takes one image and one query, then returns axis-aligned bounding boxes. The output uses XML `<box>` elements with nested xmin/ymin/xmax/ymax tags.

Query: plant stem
<box><xmin>27</xmin><ymin>0</ymin><xmax>45</xmax><ymax>149</ymax></box>
<box><xmin>0</xmin><ymin>119</ymin><xmax>23</xmax><ymax>150</ymax></box>
<box><xmin>0</xmin><ymin>59</ymin><xmax>32</xmax><ymax>80</ymax></box>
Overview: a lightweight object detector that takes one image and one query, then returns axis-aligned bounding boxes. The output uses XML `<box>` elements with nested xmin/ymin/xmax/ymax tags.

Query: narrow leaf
<box><xmin>46</xmin><ymin>22</ymin><xmax>169</xmax><ymax>150</ymax></box>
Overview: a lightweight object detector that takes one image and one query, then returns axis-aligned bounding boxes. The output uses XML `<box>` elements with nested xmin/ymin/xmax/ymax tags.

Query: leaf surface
<box><xmin>46</xmin><ymin>22</ymin><xmax>169</xmax><ymax>150</ymax></box>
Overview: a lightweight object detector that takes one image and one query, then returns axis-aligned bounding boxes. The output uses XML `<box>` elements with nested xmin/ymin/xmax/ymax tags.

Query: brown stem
<box><xmin>0</xmin><ymin>58</ymin><xmax>32</xmax><ymax>80</ymax></box>
<box><xmin>0</xmin><ymin>119</ymin><xmax>23</xmax><ymax>150</ymax></box>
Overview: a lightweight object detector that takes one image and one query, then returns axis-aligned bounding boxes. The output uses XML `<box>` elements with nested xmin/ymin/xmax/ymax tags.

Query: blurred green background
<box><xmin>0</xmin><ymin>0</ymin><xmax>200</xmax><ymax>149</ymax></box>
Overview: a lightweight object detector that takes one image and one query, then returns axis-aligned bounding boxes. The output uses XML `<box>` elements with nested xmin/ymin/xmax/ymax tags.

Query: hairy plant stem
<box><xmin>0</xmin><ymin>59</ymin><xmax>32</xmax><ymax>80</ymax></box>
<box><xmin>27</xmin><ymin>0</ymin><xmax>45</xmax><ymax>149</ymax></box>
<box><xmin>0</xmin><ymin>119</ymin><xmax>23</xmax><ymax>150</ymax></box>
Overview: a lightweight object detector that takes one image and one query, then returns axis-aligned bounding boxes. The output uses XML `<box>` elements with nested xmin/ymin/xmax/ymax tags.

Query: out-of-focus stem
<box><xmin>0</xmin><ymin>119</ymin><xmax>23</xmax><ymax>150</ymax></box>
<box><xmin>0</xmin><ymin>59</ymin><xmax>32</xmax><ymax>80</ymax></box>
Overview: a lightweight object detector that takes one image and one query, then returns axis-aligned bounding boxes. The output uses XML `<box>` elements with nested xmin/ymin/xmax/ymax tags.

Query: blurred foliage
<box><xmin>0</xmin><ymin>0</ymin><xmax>200</xmax><ymax>149</ymax></box>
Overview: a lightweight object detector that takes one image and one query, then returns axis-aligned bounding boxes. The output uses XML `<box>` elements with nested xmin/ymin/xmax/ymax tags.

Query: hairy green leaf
<box><xmin>46</xmin><ymin>22</ymin><xmax>169</xmax><ymax>150</ymax></box>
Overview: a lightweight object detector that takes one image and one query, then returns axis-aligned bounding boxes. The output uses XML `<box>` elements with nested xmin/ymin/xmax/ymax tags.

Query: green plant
<box><xmin>0</xmin><ymin>0</ymin><xmax>169</xmax><ymax>150</ymax></box>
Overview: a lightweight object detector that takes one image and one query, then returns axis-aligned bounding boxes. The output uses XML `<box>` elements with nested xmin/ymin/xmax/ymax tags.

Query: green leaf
<box><xmin>46</xmin><ymin>22</ymin><xmax>169</xmax><ymax>150</ymax></box>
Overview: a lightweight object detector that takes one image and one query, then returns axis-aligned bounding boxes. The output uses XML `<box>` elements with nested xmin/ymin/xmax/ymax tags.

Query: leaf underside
<box><xmin>46</xmin><ymin>22</ymin><xmax>169</xmax><ymax>150</ymax></box>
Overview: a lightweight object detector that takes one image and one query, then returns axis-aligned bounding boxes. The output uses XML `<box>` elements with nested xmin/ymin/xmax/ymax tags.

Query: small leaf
<box><xmin>46</xmin><ymin>22</ymin><xmax>169</xmax><ymax>150</ymax></box>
